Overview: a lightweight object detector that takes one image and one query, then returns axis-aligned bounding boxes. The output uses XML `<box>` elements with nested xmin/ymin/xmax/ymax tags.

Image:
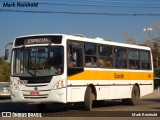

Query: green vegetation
<box><xmin>124</xmin><ymin>21</ymin><xmax>160</xmax><ymax>77</ymax></box>
<box><xmin>0</xmin><ymin>57</ymin><xmax>10</xmax><ymax>82</ymax></box>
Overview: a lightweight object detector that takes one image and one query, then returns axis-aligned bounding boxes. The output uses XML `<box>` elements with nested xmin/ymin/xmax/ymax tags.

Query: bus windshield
<box><xmin>11</xmin><ymin>46</ymin><xmax>64</xmax><ymax>77</ymax></box>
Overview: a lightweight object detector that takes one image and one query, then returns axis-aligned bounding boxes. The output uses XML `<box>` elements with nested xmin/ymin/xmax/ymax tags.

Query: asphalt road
<box><xmin>0</xmin><ymin>92</ymin><xmax>160</xmax><ymax>119</ymax></box>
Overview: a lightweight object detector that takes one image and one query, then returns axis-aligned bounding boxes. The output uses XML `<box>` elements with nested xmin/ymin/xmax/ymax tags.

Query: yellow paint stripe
<box><xmin>68</xmin><ymin>70</ymin><xmax>153</xmax><ymax>80</ymax></box>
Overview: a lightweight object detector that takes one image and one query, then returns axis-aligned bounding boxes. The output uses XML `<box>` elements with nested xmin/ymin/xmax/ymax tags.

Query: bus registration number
<box><xmin>30</xmin><ymin>91</ymin><xmax>39</xmax><ymax>96</ymax></box>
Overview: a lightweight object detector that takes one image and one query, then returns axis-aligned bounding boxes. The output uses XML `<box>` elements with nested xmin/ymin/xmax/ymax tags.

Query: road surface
<box><xmin>0</xmin><ymin>92</ymin><xmax>159</xmax><ymax>119</ymax></box>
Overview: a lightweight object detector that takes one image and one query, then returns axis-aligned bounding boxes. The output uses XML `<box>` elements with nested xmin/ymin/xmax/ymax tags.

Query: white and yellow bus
<box><xmin>5</xmin><ymin>34</ymin><xmax>153</xmax><ymax>111</ymax></box>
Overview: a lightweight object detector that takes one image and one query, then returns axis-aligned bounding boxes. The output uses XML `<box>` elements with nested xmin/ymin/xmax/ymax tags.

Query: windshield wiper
<box><xmin>26</xmin><ymin>70</ymin><xmax>36</xmax><ymax>77</ymax></box>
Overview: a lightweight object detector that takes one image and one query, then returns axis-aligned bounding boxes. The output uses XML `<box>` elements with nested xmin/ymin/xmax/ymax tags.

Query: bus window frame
<box><xmin>140</xmin><ymin>50</ymin><xmax>151</xmax><ymax>70</ymax></box>
<box><xmin>128</xmin><ymin>48</ymin><xmax>140</xmax><ymax>70</ymax></box>
<box><xmin>114</xmin><ymin>46</ymin><xmax>128</xmax><ymax>69</ymax></box>
<box><xmin>84</xmin><ymin>42</ymin><xmax>98</xmax><ymax>68</ymax></box>
<box><xmin>67</xmin><ymin>39</ymin><xmax>152</xmax><ymax>71</ymax></box>
<box><xmin>98</xmin><ymin>45</ymin><xmax>113</xmax><ymax>68</ymax></box>
<box><xmin>67</xmin><ymin>40</ymin><xmax>84</xmax><ymax>76</ymax></box>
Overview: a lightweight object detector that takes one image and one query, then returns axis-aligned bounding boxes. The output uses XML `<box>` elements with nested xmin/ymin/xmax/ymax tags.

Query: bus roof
<box><xmin>14</xmin><ymin>33</ymin><xmax>151</xmax><ymax>50</ymax></box>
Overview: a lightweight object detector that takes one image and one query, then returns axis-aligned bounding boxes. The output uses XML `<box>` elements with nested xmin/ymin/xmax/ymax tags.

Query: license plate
<box><xmin>30</xmin><ymin>91</ymin><xmax>39</xmax><ymax>96</ymax></box>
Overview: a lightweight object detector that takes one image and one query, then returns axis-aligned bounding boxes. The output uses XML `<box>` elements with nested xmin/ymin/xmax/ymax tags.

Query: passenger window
<box><xmin>84</xmin><ymin>43</ymin><xmax>97</xmax><ymax>67</ymax></box>
<box><xmin>114</xmin><ymin>47</ymin><xmax>127</xmax><ymax>69</ymax></box>
<box><xmin>128</xmin><ymin>49</ymin><xmax>140</xmax><ymax>69</ymax></box>
<box><xmin>67</xmin><ymin>42</ymin><xmax>83</xmax><ymax>67</ymax></box>
<box><xmin>141</xmin><ymin>50</ymin><xmax>151</xmax><ymax>70</ymax></box>
<box><xmin>85</xmin><ymin>56</ymin><xmax>97</xmax><ymax>67</ymax></box>
<box><xmin>85</xmin><ymin>43</ymin><xmax>96</xmax><ymax>55</ymax></box>
<box><xmin>67</xmin><ymin>40</ymin><xmax>84</xmax><ymax>76</ymax></box>
<box><xmin>98</xmin><ymin>46</ymin><xmax>113</xmax><ymax>68</ymax></box>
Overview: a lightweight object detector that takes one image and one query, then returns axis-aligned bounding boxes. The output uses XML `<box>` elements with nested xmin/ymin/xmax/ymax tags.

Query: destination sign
<box><xmin>15</xmin><ymin>36</ymin><xmax>62</xmax><ymax>46</ymax></box>
<box><xmin>24</xmin><ymin>38</ymin><xmax>51</xmax><ymax>44</ymax></box>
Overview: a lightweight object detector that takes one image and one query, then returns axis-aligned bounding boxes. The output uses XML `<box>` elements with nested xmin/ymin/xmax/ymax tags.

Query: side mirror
<box><xmin>4</xmin><ymin>42</ymin><xmax>13</xmax><ymax>60</ymax></box>
<box><xmin>4</xmin><ymin>49</ymin><xmax>9</xmax><ymax>60</ymax></box>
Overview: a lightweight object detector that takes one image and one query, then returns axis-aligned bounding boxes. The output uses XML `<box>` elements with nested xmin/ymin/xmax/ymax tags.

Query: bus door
<box><xmin>67</xmin><ymin>40</ymin><xmax>84</xmax><ymax>102</ymax></box>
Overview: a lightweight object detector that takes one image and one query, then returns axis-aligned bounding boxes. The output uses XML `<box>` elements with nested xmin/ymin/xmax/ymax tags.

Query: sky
<box><xmin>0</xmin><ymin>0</ymin><xmax>160</xmax><ymax>57</ymax></box>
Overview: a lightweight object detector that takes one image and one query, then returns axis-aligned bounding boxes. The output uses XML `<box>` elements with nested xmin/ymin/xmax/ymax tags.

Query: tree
<box><xmin>123</xmin><ymin>32</ymin><xmax>137</xmax><ymax>45</ymax></box>
<box><xmin>0</xmin><ymin>57</ymin><xmax>10</xmax><ymax>82</ymax></box>
<box><xmin>123</xmin><ymin>23</ymin><xmax>160</xmax><ymax>77</ymax></box>
<box><xmin>143</xmin><ymin>38</ymin><xmax>160</xmax><ymax>77</ymax></box>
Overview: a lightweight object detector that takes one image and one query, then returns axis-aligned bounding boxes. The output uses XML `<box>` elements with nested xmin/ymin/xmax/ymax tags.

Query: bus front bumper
<box><xmin>10</xmin><ymin>88</ymin><xmax>66</xmax><ymax>104</ymax></box>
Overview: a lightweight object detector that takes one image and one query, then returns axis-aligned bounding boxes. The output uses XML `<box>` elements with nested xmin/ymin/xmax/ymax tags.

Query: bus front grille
<box><xmin>24</xmin><ymin>96</ymin><xmax>48</xmax><ymax>99</ymax></box>
<box><xmin>23</xmin><ymin>94</ymin><xmax>48</xmax><ymax>99</ymax></box>
<box><xmin>22</xmin><ymin>90</ymin><xmax>50</xmax><ymax>99</ymax></box>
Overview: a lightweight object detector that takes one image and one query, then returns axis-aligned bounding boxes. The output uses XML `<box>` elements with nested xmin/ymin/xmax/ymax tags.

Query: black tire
<box><xmin>37</xmin><ymin>104</ymin><xmax>47</xmax><ymax>112</ymax></box>
<box><xmin>84</xmin><ymin>87</ymin><xmax>95</xmax><ymax>111</ymax></box>
<box><xmin>128</xmin><ymin>85</ymin><xmax>140</xmax><ymax>105</ymax></box>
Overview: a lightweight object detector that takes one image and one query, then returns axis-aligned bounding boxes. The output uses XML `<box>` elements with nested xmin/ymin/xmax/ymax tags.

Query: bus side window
<box><xmin>128</xmin><ymin>49</ymin><xmax>140</xmax><ymax>69</ymax></box>
<box><xmin>85</xmin><ymin>56</ymin><xmax>97</xmax><ymax>67</ymax></box>
<box><xmin>98</xmin><ymin>45</ymin><xmax>113</xmax><ymax>68</ymax></box>
<box><xmin>67</xmin><ymin>41</ymin><xmax>84</xmax><ymax>76</ymax></box>
<box><xmin>67</xmin><ymin>44</ymin><xmax>83</xmax><ymax>67</ymax></box>
<box><xmin>141</xmin><ymin>50</ymin><xmax>151</xmax><ymax>70</ymax></box>
<box><xmin>84</xmin><ymin>43</ymin><xmax>97</xmax><ymax>67</ymax></box>
<box><xmin>68</xmin><ymin>46</ymin><xmax>76</xmax><ymax>67</ymax></box>
<box><xmin>114</xmin><ymin>47</ymin><xmax>127</xmax><ymax>69</ymax></box>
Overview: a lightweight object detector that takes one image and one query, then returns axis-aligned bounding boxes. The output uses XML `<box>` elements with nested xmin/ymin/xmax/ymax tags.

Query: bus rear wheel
<box><xmin>84</xmin><ymin>87</ymin><xmax>95</xmax><ymax>111</ymax></box>
<box><xmin>128</xmin><ymin>85</ymin><xmax>140</xmax><ymax>105</ymax></box>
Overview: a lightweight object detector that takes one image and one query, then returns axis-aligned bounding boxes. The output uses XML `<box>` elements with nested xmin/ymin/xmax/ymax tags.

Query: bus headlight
<box><xmin>54</xmin><ymin>80</ymin><xmax>65</xmax><ymax>89</ymax></box>
<box><xmin>10</xmin><ymin>81</ymin><xmax>19</xmax><ymax>90</ymax></box>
